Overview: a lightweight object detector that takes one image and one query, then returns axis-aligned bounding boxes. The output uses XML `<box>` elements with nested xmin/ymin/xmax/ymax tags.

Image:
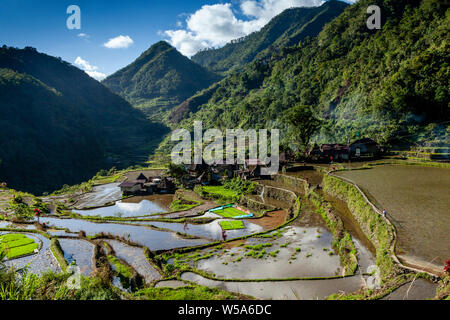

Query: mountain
<box><xmin>0</xmin><ymin>46</ymin><xmax>168</xmax><ymax>195</ymax></box>
<box><xmin>102</xmin><ymin>41</ymin><xmax>221</xmax><ymax>120</ymax></box>
<box><xmin>160</xmin><ymin>0</ymin><xmax>449</xmax><ymax>154</ymax></box>
<box><xmin>191</xmin><ymin>0</ymin><xmax>349</xmax><ymax>74</ymax></box>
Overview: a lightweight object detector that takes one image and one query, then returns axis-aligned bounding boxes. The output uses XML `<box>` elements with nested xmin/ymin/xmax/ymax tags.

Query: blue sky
<box><xmin>0</xmin><ymin>0</ymin><xmax>355</xmax><ymax>79</ymax></box>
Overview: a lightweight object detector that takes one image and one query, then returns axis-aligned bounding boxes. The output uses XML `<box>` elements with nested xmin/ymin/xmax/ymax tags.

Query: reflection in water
<box><xmin>74</xmin><ymin>195</ymin><xmax>173</xmax><ymax>218</ymax></box>
<box><xmin>75</xmin><ymin>183</ymin><xmax>122</xmax><ymax>209</ymax></box>
<box><xmin>42</xmin><ymin>217</ymin><xmax>209</xmax><ymax>251</ymax></box>
<box><xmin>58</xmin><ymin>238</ymin><xmax>94</xmax><ymax>276</ymax></box>
<box><xmin>148</xmin><ymin>220</ymin><xmax>264</xmax><ymax>240</ymax></box>
<box><xmin>181</xmin><ymin>272</ymin><xmax>364</xmax><ymax>300</ymax></box>
<box><xmin>191</xmin><ymin>226</ymin><xmax>343</xmax><ymax>279</ymax></box>
<box><xmin>382</xmin><ymin>279</ymin><xmax>438</xmax><ymax>300</ymax></box>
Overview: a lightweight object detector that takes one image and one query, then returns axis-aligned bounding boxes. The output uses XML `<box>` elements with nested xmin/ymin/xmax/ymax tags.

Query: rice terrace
<box><xmin>0</xmin><ymin>0</ymin><xmax>449</xmax><ymax>308</ymax></box>
<box><xmin>1</xmin><ymin>155</ymin><xmax>449</xmax><ymax>301</ymax></box>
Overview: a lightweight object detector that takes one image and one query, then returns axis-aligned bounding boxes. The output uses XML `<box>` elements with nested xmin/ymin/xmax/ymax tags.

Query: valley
<box><xmin>0</xmin><ymin>0</ymin><xmax>448</xmax><ymax>302</ymax></box>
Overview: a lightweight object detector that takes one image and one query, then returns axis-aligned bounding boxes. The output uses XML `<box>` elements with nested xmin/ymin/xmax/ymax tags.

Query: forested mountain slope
<box><xmin>0</xmin><ymin>46</ymin><xmax>167</xmax><ymax>194</ymax></box>
<box><xmin>103</xmin><ymin>41</ymin><xmax>221</xmax><ymax>120</ymax></box>
<box><xmin>191</xmin><ymin>0</ymin><xmax>349</xmax><ymax>74</ymax></box>
<box><xmin>163</xmin><ymin>0</ymin><xmax>448</xmax><ymax>153</ymax></box>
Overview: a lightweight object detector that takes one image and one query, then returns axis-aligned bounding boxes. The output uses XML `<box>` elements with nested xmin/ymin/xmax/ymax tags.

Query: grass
<box><xmin>213</xmin><ymin>206</ymin><xmax>248</xmax><ymax>218</ymax></box>
<box><xmin>170</xmin><ymin>199</ymin><xmax>202</xmax><ymax>212</ymax></box>
<box><xmin>219</xmin><ymin>220</ymin><xmax>245</xmax><ymax>230</ymax></box>
<box><xmin>0</xmin><ymin>233</ymin><xmax>38</xmax><ymax>259</ymax></box>
<box><xmin>133</xmin><ymin>285</ymin><xmax>248</xmax><ymax>300</ymax></box>
<box><xmin>196</xmin><ymin>185</ymin><xmax>239</xmax><ymax>202</ymax></box>
<box><xmin>50</xmin><ymin>238</ymin><xmax>68</xmax><ymax>271</ymax></box>
<box><xmin>270</xmin><ymin>249</ymin><xmax>279</xmax><ymax>257</ymax></box>
<box><xmin>107</xmin><ymin>255</ymin><xmax>132</xmax><ymax>279</ymax></box>
<box><xmin>323</xmin><ymin>174</ymin><xmax>396</xmax><ymax>281</ymax></box>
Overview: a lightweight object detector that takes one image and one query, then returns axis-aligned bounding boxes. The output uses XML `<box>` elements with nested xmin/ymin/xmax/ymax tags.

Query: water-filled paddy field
<box><xmin>74</xmin><ymin>183</ymin><xmax>122</xmax><ymax>209</ymax></box>
<box><xmin>58</xmin><ymin>238</ymin><xmax>94</xmax><ymax>276</ymax></box>
<box><xmin>181</xmin><ymin>272</ymin><xmax>365</xmax><ymax>300</ymax></box>
<box><xmin>41</xmin><ymin>217</ymin><xmax>210</xmax><ymax>250</ymax></box>
<box><xmin>1</xmin><ymin>165</ymin><xmax>444</xmax><ymax>300</ymax></box>
<box><xmin>73</xmin><ymin>194</ymin><xmax>173</xmax><ymax>218</ymax></box>
<box><xmin>335</xmin><ymin>165</ymin><xmax>450</xmax><ymax>271</ymax></box>
<box><xmin>181</xmin><ymin>226</ymin><xmax>343</xmax><ymax>279</ymax></box>
<box><xmin>382</xmin><ymin>278</ymin><xmax>438</xmax><ymax>300</ymax></box>
<box><xmin>144</xmin><ymin>220</ymin><xmax>264</xmax><ymax>241</ymax></box>
<box><xmin>105</xmin><ymin>240</ymin><xmax>162</xmax><ymax>284</ymax></box>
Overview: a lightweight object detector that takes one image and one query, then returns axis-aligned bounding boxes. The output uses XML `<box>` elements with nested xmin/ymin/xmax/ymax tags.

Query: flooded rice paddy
<box><xmin>74</xmin><ymin>183</ymin><xmax>122</xmax><ymax>209</ymax></box>
<box><xmin>2</xmin><ymin>166</ymin><xmax>442</xmax><ymax>300</ymax></box>
<box><xmin>382</xmin><ymin>279</ymin><xmax>438</xmax><ymax>300</ymax></box>
<box><xmin>145</xmin><ymin>220</ymin><xmax>264</xmax><ymax>241</ymax></box>
<box><xmin>189</xmin><ymin>226</ymin><xmax>343</xmax><ymax>279</ymax></box>
<box><xmin>335</xmin><ymin>165</ymin><xmax>450</xmax><ymax>270</ymax></box>
<box><xmin>181</xmin><ymin>272</ymin><xmax>365</xmax><ymax>300</ymax></box>
<box><xmin>105</xmin><ymin>240</ymin><xmax>162</xmax><ymax>283</ymax></box>
<box><xmin>58</xmin><ymin>238</ymin><xmax>94</xmax><ymax>276</ymax></box>
<box><xmin>41</xmin><ymin>217</ymin><xmax>209</xmax><ymax>250</ymax></box>
<box><xmin>155</xmin><ymin>280</ymin><xmax>189</xmax><ymax>289</ymax></box>
<box><xmin>73</xmin><ymin>194</ymin><xmax>173</xmax><ymax>218</ymax></box>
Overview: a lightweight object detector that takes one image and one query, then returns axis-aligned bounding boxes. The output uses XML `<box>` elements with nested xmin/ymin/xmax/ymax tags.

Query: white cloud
<box><xmin>165</xmin><ymin>0</ymin><xmax>325</xmax><ymax>57</ymax></box>
<box><xmin>74</xmin><ymin>56</ymin><xmax>106</xmax><ymax>81</ymax></box>
<box><xmin>103</xmin><ymin>35</ymin><xmax>134</xmax><ymax>49</ymax></box>
<box><xmin>77</xmin><ymin>33</ymin><xmax>89</xmax><ymax>38</ymax></box>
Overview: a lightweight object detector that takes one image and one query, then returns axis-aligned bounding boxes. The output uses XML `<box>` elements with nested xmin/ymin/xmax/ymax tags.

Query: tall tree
<box><xmin>283</xmin><ymin>104</ymin><xmax>322</xmax><ymax>155</ymax></box>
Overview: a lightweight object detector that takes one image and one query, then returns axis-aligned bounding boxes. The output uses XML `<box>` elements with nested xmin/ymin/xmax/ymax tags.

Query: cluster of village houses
<box><xmin>119</xmin><ymin>174</ymin><xmax>176</xmax><ymax>196</ymax></box>
<box><xmin>120</xmin><ymin>138</ymin><xmax>381</xmax><ymax>195</ymax></box>
<box><xmin>307</xmin><ymin>138</ymin><xmax>381</xmax><ymax>162</ymax></box>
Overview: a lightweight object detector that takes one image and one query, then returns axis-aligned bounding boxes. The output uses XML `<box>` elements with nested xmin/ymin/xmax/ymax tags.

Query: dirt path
<box><xmin>246</xmin><ymin>210</ymin><xmax>287</xmax><ymax>230</ymax></box>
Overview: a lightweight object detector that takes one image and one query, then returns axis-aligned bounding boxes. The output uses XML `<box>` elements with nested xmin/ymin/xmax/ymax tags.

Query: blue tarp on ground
<box><xmin>234</xmin><ymin>213</ymin><xmax>254</xmax><ymax>219</ymax></box>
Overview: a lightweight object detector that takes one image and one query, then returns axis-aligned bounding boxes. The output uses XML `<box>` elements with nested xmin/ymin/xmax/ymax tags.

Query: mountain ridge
<box><xmin>158</xmin><ymin>0</ymin><xmax>449</xmax><ymax>155</ymax></box>
<box><xmin>191</xmin><ymin>0</ymin><xmax>349</xmax><ymax>74</ymax></box>
<box><xmin>102</xmin><ymin>41</ymin><xmax>221</xmax><ymax>120</ymax></box>
<box><xmin>0</xmin><ymin>46</ymin><xmax>167</xmax><ymax>194</ymax></box>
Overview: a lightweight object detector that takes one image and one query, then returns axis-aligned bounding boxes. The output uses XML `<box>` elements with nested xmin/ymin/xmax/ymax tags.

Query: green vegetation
<box><xmin>161</xmin><ymin>0</ymin><xmax>449</xmax><ymax>155</ymax></box>
<box><xmin>191</xmin><ymin>1</ymin><xmax>348</xmax><ymax>74</ymax></box>
<box><xmin>0</xmin><ymin>46</ymin><xmax>168</xmax><ymax>195</ymax></box>
<box><xmin>283</xmin><ymin>104</ymin><xmax>322</xmax><ymax>154</ymax></box>
<box><xmin>0</xmin><ymin>233</ymin><xmax>38</xmax><ymax>259</ymax></box>
<box><xmin>219</xmin><ymin>220</ymin><xmax>245</xmax><ymax>230</ymax></box>
<box><xmin>0</xmin><ymin>266</ymin><xmax>120</xmax><ymax>300</ymax></box>
<box><xmin>102</xmin><ymin>41</ymin><xmax>221</xmax><ymax>120</ymax></box>
<box><xmin>8</xmin><ymin>202</ymin><xmax>33</xmax><ymax>221</ymax></box>
<box><xmin>170</xmin><ymin>199</ymin><xmax>202</xmax><ymax>212</ymax></box>
<box><xmin>50</xmin><ymin>238</ymin><xmax>68</xmax><ymax>272</ymax></box>
<box><xmin>133</xmin><ymin>285</ymin><xmax>246</xmax><ymax>300</ymax></box>
<box><xmin>213</xmin><ymin>207</ymin><xmax>246</xmax><ymax>219</ymax></box>
<box><xmin>195</xmin><ymin>178</ymin><xmax>255</xmax><ymax>203</ymax></box>
<box><xmin>222</xmin><ymin>177</ymin><xmax>256</xmax><ymax>196</ymax></box>
<box><xmin>107</xmin><ymin>255</ymin><xmax>132</xmax><ymax>282</ymax></box>
<box><xmin>196</xmin><ymin>185</ymin><xmax>239</xmax><ymax>203</ymax></box>
<box><xmin>323</xmin><ymin>174</ymin><xmax>397</xmax><ymax>280</ymax></box>
<box><xmin>308</xmin><ymin>188</ymin><xmax>358</xmax><ymax>276</ymax></box>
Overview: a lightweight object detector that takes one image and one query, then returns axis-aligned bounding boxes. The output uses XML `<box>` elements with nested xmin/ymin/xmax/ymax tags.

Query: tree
<box><xmin>283</xmin><ymin>104</ymin><xmax>322</xmax><ymax>155</ymax></box>
<box><xmin>166</xmin><ymin>162</ymin><xmax>187</xmax><ymax>181</ymax></box>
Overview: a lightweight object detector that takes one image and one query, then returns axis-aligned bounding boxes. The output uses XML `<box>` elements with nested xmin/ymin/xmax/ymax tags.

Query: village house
<box><xmin>119</xmin><ymin>173</ymin><xmax>175</xmax><ymax>196</ymax></box>
<box><xmin>320</xmin><ymin>144</ymin><xmax>350</xmax><ymax>161</ymax></box>
<box><xmin>237</xmin><ymin>159</ymin><xmax>269</xmax><ymax>180</ymax></box>
<box><xmin>306</xmin><ymin>138</ymin><xmax>381</xmax><ymax>162</ymax></box>
<box><xmin>350</xmin><ymin>138</ymin><xmax>381</xmax><ymax>158</ymax></box>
